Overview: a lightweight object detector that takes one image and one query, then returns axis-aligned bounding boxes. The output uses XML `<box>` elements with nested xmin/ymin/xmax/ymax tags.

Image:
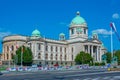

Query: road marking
<box><xmin>113</xmin><ymin>76</ymin><xmax>120</xmax><ymax>79</ymax></box>
<box><xmin>62</xmin><ymin>71</ymin><xmax>120</xmax><ymax>78</ymax></box>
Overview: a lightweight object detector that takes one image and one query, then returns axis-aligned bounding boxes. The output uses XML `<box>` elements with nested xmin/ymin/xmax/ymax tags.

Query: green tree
<box><xmin>16</xmin><ymin>46</ymin><xmax>33</xmax><ymax>66</ymax></box>
<box><xmin>75</xmin><ymin>51</ymin><xmax>93</xmax><ymax>65</ymax></box>
<box><xmin>105</xmin><ymin>52</ymin><xmax>112</xmax><ymax>63</ymax></box>
<box><xmin>114</xmin><ymin>50</ymin><xmax>120</xmax><ymax>65</ymax></box>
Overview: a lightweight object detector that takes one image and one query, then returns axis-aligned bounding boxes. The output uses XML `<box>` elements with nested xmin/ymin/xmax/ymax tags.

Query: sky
<box><xmin>0</xmin><ymin>0</ymin><xmax>120</xmax><ymax>52</ymax></box>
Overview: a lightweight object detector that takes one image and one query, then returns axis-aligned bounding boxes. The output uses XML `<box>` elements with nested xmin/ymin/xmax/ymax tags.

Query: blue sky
<box><xmin>0</xmin><ymin>0</ymin><xmax>120</xmax><ymax>52</ymax></box>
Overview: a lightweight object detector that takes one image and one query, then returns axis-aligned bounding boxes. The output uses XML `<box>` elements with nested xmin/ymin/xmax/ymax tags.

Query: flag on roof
<box><xmin>110</xmin><ymin>22</ymin><xmax>117</xmax><ymax>32</ymax></box>
<box><xmin>110</xmin><ymin>22</ymin><xmax>120</xmax><ymax>41</ymax></box>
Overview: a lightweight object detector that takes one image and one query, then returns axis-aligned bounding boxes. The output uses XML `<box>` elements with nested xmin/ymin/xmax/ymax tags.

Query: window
<box><xmin>72</xmin><ymin>55</ymin><xmax>73</xmax><ymax>60</ymax></box>
<box><xmin>64</xmin><ymin>55</ymin><xmax>67</xmax><ymax>60</ymax></box>
<box><xmin>7</xmin><ymin>54</ymin><xmax>9</xmax><ymax>60</ymax></box>
<box><xmin>38</xmin><ymin>44</ymin><xmax>41</xmax><ymax>50</ymax></box>
<box><xmin>71</xmin><ymin>28</ymin><xmax>74</xmax><ymax>34</ymax></box>
<box><xmin>7</xmin><ymin>46</ymin><xmax>9</xmax><ymax>51</ymax></box>
<box><xmin>84</xmin><ymin>29</ymin><xmax>86</xmax><ymax>34</ymax></box>
<box><xmin>45</xmin><ymin>46</ymin><xmax>48</xmax><ymax>51</ymax></box>
<box><xmin>45</xmin><ymin>53</ymin><xmax>48</xmax><ymax>60</ymax></box>
<box><xmin>38</xmin><ymin>53</ymin><xmax>41</xmax><ymax>59</ymax></box>
<box><xmin>51</xmin><ymin>46</ymin><xmax>53</xmax><ymax>52</ymax></box>
<box><xmin>56</xmin><ymin>54</ymin><xmax>58</xmax><ymax>60</ymax></box>
<box><xmin>51</xmin><ymin>54</ymin><xmax>53</xmax><ymax>60</ymax></box>
<box><xmin>60</xmin><ymin>54</ymin><xmax>62</xmax><ymax>61</ymax></box>
<box><xmin>56</xmin><ymin>47</ymin><xmax>57</xmax><ymax>52</ymax></box>
<box><xmin>60</xmin><ymin>47</ymin><xmax>62</xmax><ymax>52</ymax></box>
<box><xmin>11</xmin><ymin>53</ymin><xmax>14</xmax><ymax>59</ymax></box>
<box><xmin>72</xmin><ymin>47</ymin><xmax>74</xmax><ymax>53</ymax></box>
<box><xmin>11</xmin><ymin>45</ymin><xmax>14</xmax><ymax>51</ymax></box>
<box><xmin>64</xmin><ymin>47</ymin><xmax>66</xmax><ymax>53</ymax></box>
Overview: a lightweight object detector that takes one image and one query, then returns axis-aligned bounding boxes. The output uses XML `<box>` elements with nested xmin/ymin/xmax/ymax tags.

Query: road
<box><xmin>0</xmin><ymin>69</ymin><xmax>120</xmax><ymax>80</ymax></box>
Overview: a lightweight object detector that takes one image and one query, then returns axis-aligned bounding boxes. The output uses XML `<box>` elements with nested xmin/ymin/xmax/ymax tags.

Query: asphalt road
<box><xmin>0</xmin><ymin>69</ymin><xmax>120</xmax><ymax>80</ymax></box>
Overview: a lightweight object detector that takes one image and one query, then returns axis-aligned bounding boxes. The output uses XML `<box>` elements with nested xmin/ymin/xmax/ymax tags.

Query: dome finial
<box><xmin>76</xmin><ymin>11</ymin><xmax>80</xmax><ymax>16</ymax></box>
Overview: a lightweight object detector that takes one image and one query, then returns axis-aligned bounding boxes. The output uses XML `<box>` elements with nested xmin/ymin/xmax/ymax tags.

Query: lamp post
<box><xmin>21</xmin><ymin>46</ymin><xmax>23</xmax><ymax>67</ymax></box>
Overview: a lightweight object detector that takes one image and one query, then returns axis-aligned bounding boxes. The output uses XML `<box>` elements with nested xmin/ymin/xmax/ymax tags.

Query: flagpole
<box><xmin>111</xmin><ymin>26</ymin><xmax>113</xmax><ymax>60</ymax></box>
<box><xmin>21</xmin><ymin>46</ymin><xmax>23</xmax><ymax>67</ymax></box>
<box><xmin>9</xmin><ymin>47</ymin><xmax>11</xmax><ymax>68</ymax></box>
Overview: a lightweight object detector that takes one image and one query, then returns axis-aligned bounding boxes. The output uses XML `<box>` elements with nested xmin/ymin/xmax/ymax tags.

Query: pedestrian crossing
<box><xmin>73</xmin><ymin>76</ymin><xmax>120</xmax><ymax>80</ymax></box>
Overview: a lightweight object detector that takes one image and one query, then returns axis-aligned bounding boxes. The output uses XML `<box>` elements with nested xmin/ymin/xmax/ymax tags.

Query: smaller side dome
<box><xmin>59</xmin><ymin>33</ymin><xmax>65</xmax><ymax>36</ymax></box>
<box><xmin>59</xmin><ymin>33</ymin><xmax>65</xmax><ymax>40</ymax></box>
<box><xmin>31</xmin><ymin>29</ymin><xmax>41</xmax><ymax>37</ymax></box>
<box><xmin>92</xmin><ymin>32</ymin><xmax>98</xmax><ymax>39</ymax></box>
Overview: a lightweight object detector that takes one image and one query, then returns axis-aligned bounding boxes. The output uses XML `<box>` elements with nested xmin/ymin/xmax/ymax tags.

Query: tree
<box><xmin>105</xmin><ymin>52</ymin><xmax>112</xmax><ymax>63</ymax></box>
<box><xmin>16</xmin><ymin>46</ymin><xmax>33</xmax><ymax>66</ymax></box>
<box><xmin>75</xmin><ymin>51</ymin><xmax>93</xmax><ymax>65</ymax></box>
<box><xmin>114</xmin><ymin>50</ymin><xmax>120</xmax><ymax>65</ymax></box>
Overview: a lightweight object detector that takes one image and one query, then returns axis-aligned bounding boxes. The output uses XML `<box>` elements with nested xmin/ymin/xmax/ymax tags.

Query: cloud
<box><xmin>92</xmin><ymin>29</ymin><xmax>112</xmax><ymax>35</ymax></box>
<box><xmin>59</xmin><ymin>22</ymin><xmax>69</xmax><ymax>26</ymax></box>
<box><xmin>0</xmin><ymin>32</ymin><xmax>11</xmax><ymax>39</ymax></box>
<box><xmin>112</xmin><ymin>13</ymin><xmax>120</xmax><ymax>19</ymax></box>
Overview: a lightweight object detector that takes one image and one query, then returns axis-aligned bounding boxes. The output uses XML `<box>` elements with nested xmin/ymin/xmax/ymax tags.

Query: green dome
<box><xmin>71</xmin><ymin>11</ymin><xmax>86</xmax><ymax>25</ymax></box>
<box><xmin>32</xmin><ymin>29</ymin><xmax>41</xmax><ymax>37</ymax></box>
<box><xmin>59</xmin><ymin>33</ymin><xmax>65</xmax><ymax>36</ymax></box>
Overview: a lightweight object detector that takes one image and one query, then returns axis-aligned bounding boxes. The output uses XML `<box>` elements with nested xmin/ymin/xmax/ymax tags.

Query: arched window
<box><xmin>11</xmin><ymin>45</ymin><xmax>14</xmax><ymax>51</ymax></box>
<box><xmin>38</xmin><ymin>53</ymin><xmax>41</xmax><ymax>59</ymax></box>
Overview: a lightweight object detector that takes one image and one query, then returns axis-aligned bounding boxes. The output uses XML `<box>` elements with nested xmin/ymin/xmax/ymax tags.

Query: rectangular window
<box><xmin>56</xmin><ymin>47</ymin><xmax>57</xmax><ymax>52</ymax></box>
<box><xmin>51</xmin><ymin>46</ymin><xmax>53</xmax><ymax>52</ymax></box>
<box><xmin>38</xmin><ymin>44</ymin><xmax>41</xmax><ymax>50</ymax></box>
<box><xmin>64</xmin><ymin>47</ymin><xmax>66</xmax><ymax>53</ymax></box>
<box><xmin>46</xmin><ymin>46</ymin><xmax>48</xmax><ymax>51</ymax></box>
<box><xmin>71</xmin><ymin>28</ymin><xmax>74</xmax><ymax>34</ymax></box>
<box><xmin>60</xmin><ymin>47</ymin><xmax>62</xmax><ymax>52</ymax></box>
<box><xmin>84</xmin><ymin>29</ymin><xmax>86</xmax><ymax>34</ymax></box>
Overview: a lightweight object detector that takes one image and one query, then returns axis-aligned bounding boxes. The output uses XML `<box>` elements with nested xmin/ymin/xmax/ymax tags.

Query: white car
<box><xmin>17</xmin><ymin>67</ymin><xmax>23</xmax><ymax>71</ymax></box>
<box><xmin>10</xmin><ymin>68</ymin><xmax>16</xmax><ymax>71</ymax></box>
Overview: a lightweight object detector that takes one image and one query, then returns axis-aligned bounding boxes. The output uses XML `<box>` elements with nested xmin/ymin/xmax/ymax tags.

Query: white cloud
<box><xmin>0</xmin><ymin>32</ymin><xmax>11</xmax><ymax>39</ymax></box>
<box><xmin>92</xmin><ymin>29</ymin><xmax>112</xmax><ymax>35</ymax></box>
<box><xmin>112</xmin><ymin>13</ymin><xmax>120</xmax><ymax>19</ymax></box>
<box><xmin>59</xmin><ymin>22</ymin><xmax>69</xmax><ymax>26</ymax></box>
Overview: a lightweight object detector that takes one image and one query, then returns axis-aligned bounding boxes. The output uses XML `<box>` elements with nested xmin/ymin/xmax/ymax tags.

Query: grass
<box><xmin>0</xmin><ymin>66</ymin><xmax>8</xmax><ymax>71</ymax></box>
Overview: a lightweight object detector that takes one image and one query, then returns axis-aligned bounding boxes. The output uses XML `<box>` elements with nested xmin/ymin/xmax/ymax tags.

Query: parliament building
<box><xmin>1</xmin><ymin>11</ymin><xmax>106</xmax><ymax>66</ymax></box>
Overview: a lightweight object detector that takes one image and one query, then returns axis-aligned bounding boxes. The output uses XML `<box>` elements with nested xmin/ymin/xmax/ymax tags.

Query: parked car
<box><xmin>10</xmin><ymin>68</ymin><xmax>16</xmax><ymax>71</ymax></box>
<box><xmin>17</xmin><ymin>67</ymin><xmax>23</xmax><ymax>71</ymax></box>
<box><xmin>24</xmin><ymin>67</ymin><xmax>32</xmax><ymax>71</ymax></box>
<box><xmin>0</xmin><ymin>72</ymin><xmax>3</xmax><ymax>75</ymax></box>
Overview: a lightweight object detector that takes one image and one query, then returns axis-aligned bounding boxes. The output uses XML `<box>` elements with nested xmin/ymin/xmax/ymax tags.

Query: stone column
<box><xmin>91</xmin><ymin>45</ymin><xmax>93</xmax><ymax>57</ymax></box>
<box><xmin>97</xmin><ymin>46</ymin><xmax>99</xmax><ymax>62</ymax></box>
<box><xmin>88</xmin><ymin>45</ymin><xmax>90</xmax><ymax>54</ymax></box>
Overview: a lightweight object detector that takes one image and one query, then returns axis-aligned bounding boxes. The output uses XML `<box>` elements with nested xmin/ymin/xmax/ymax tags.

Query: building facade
<box><xmin>1</xmin><ymin>11</ymin><xmax>106</xmax><ymax>66</ymax></box>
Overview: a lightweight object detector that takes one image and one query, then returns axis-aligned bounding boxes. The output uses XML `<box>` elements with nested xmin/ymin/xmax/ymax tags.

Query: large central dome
<box><xmin>71</xmin><ymin>11</ymin><xmax>86</xmax><ymax>25</ymax></box>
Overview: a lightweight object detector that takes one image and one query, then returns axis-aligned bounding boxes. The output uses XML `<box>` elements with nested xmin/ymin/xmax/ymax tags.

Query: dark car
<box><xmin>0</xmin><ymin>72</ymin><xmax>3</xmax><ymax>75</ymax></box>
